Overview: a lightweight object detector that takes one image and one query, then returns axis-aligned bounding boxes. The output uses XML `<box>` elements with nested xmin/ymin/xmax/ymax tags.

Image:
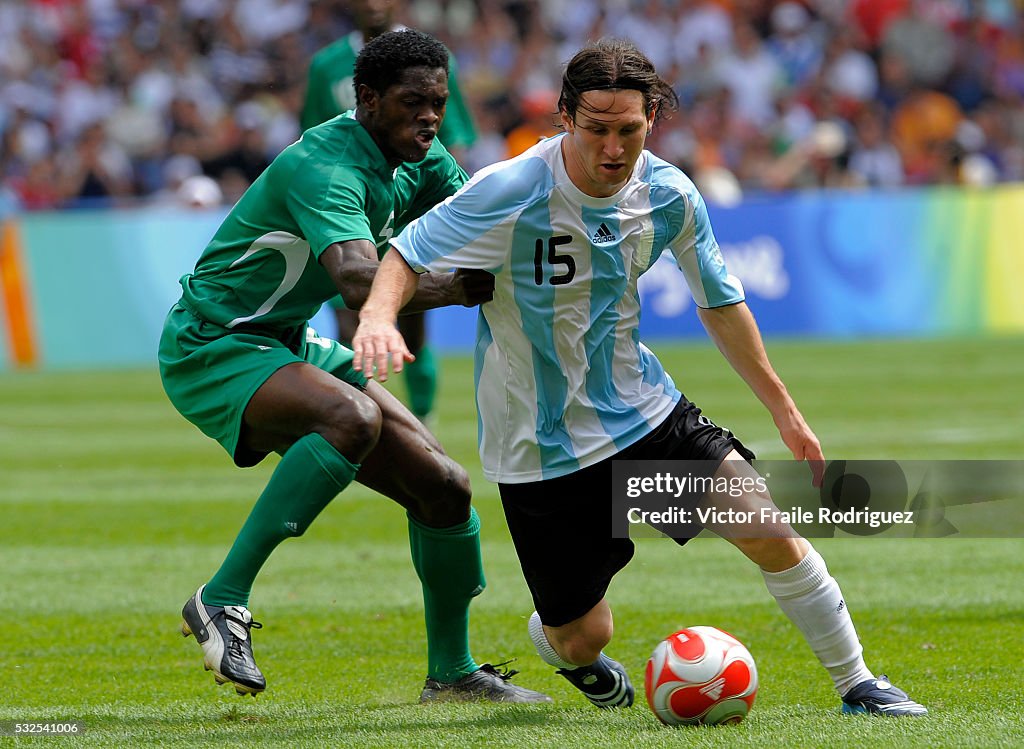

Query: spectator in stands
<box><xmin>200</xmin><ymin>102</ymin><xmax>272</xmax><ymax>188</ymax></box>
<box><xmin>716</xmin><ymin>21</ymin><xmax>785</xmax><ymax>131</ymax></box>
<box><xmin>670</xmin><ymin>0</ymin><xmax>733</xmax><ymax>69</ymax></box>
<box><xmin>61</xmin><ymin>122</ymin><xmax>134</xmax><ymax>205</ymax></box>
<box><xmin>848</xmin><ymin>104</ymin><xmax>905</xmax><ymax>187</ymax></box>
<box><xmin>880</xmin><ymin>3</ymin><xmax>956</xmax><ymax>88</ymax></box>
<box><xmin>766</xmin><ymin>2</ymin><xmax>824</xmax><ymax>89</ymax></box>
<box><xmin>891</xmin><ymin>87</ymin><xmax>964</xmax><ymax>184</ymax></box>
<box><xmin>849</xmin><ymin>0</ymin><xmax>911</xmax><ymax>50</ymax></box>
<box><xmin>820</xmin><ymin>25</ymin><xmax>879</xmax><ymax>104</ymax></box>
<box><xmin>505</xmin><ymin>90</ymin><xmax>559</xmax><ymax>158</ymax></box>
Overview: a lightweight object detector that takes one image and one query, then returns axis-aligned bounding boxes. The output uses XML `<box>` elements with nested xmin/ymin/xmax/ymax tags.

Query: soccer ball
<box><xmin>644</xmin><ymin>626</ymin><xmax>758</xmax><ymax>726</ymax></box>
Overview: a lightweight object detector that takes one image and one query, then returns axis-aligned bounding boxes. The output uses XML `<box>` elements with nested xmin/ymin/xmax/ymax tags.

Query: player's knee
<box><xmin>411</xmin><ymin>461</ymin><xmax>472</xmax><ymax>525</ymax></box>
<box><xmin>442</xmin><ymin>463</ymin><xmax>472</xmax><ymax>511</ymax></box>
<box><xmin>444</xmin><ymin>462</ymin><xmax>472</xmax><ymax>503</ymax></box>
<box><xmin>320</xmin><ymin>396</ymin><xmax>383</xmax><ymax>462</ymax></box>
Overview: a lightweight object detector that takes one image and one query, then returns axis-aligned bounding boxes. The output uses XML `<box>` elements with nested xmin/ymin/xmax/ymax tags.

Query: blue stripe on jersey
<box><xmin>642</xmin><ymin>159</ymin><xmax>679</xmax><ymax>274</ymax></box>
<box><xmin>473</xmin><ymin>312</ymin><xmax>493</xmax><ymax>453</ymax></box>
<box><xmin>639</xmin><ymin>341</ymin><xmax>677</xmax><ymax>395</ymax></box>
<box><xmin>511</xmin><ymin>199</ymin><xmax>579</xmax><ymax>477</ymax></box>
<box><xmin>646</xmin><ymin>159</ymin><xmax>743</xmax><ymax>308</ymax></box>
<box><xmin>690</xmin><ymin>193</ymin><xmax>740</xmax><ymax>305</ymax></box>
<box><xmin>396</xmin><ymin>156</ymin><xmax>555</xmax><ymax>270</ymax></box>
<box><xmin>580</xmin><ymin>205</ymin><xmax>644</xmax><ymax>450</ymax></box>
<box><xmin>647</xmin><ymin>184</ymin><xmax>686</xmax><ymax>273</ymax></box>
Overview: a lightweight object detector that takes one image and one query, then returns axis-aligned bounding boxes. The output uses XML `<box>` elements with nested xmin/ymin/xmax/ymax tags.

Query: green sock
<box><xmin>203</xmin><ymin>433</ymin><xmax>358</xmax><ymax>607</ymax></box>
<box><xmin>405</xmin><ymin>344</ymin><xmax>438</xmax><ymax>418</ymax></box>
<box><xmin>408</xmin><ymin>508</ymin><xmax>485</xmax><ymax>682</ymax></box>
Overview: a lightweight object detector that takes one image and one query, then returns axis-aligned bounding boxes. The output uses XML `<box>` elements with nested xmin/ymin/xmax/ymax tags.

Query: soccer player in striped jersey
<box><xmin>160</xmin><ymin>29</ymin><xmax>548</xmax><ymax>705</ymax></box>
<box><xmin>351</xmin><ymin>38</ymin><xmax>926</xmax><ymax>717</ymax></box>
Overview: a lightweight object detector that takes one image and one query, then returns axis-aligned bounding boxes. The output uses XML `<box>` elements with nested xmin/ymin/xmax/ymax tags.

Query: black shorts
<box><xmin>498</xmin><ymin>396</ymin><xmax>755</xmax><ymax>627</ymax></box>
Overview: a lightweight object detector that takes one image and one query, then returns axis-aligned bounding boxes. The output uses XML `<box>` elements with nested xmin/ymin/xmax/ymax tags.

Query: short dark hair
<box><xmin>559</xmin><ymin>38</ymin><xmax>679</xmax><ymax>123</ymax></box>
<box><xmin>353</xmin><ymin>29</ymin><xmax>450</xmax><ymax>96</ymax></box>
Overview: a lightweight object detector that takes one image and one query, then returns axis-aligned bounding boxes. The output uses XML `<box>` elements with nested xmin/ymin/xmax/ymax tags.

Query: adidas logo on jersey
<box><xmin>592</xmin><ymin>223</ymin><xmax>616</xmax><ymax>244</ymax></box>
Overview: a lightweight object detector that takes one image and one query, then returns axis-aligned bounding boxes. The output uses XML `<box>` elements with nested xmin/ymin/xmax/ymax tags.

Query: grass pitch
<box><xmin>1</xmin><ymin>336</ymin><xmax>1023</xmax><ymax>747</ymax></box>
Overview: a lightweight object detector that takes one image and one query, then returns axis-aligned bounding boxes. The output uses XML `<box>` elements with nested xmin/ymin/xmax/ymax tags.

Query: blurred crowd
<box><xmin>2</xmin><ymin>0</ymin><xmax>1023</xmax><ymax>211</ymax></box>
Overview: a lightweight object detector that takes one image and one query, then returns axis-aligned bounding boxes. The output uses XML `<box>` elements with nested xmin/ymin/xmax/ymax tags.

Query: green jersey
<box><xmin>179</xmin><ymin>116</ymin><xmax>467</xmax><ymax>333</ymax></box>
<box><xmin>301</xmin><ymin>30</ymin><xmax>477</xmax><ymax>149</ymax></box>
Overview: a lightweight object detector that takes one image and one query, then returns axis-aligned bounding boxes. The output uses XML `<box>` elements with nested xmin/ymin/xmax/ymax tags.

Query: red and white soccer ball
<box><xmin>644</xmin><ymin>626</ymin><xmax>758</xmax><ymax>726</ymax></box>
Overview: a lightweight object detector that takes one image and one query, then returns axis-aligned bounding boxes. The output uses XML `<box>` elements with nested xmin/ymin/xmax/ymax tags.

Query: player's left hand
<box><xmin>351</xmin><ymin>317</ymin><xmax>414</xmax><ymax>382</ymax></box>
<box><xmin>774</xmin><ymin>409</ymin><xmax>825</xmax><ymax>487</ymax></box>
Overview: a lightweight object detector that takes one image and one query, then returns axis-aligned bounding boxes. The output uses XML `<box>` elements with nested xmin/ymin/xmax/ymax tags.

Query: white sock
<box><xmin>761</xmin><ymin>547</ymin><xmax>875</xmax><ymax>696</ymax></box>
<box><xmin>528</xmin><ymin>611</ymin><xmax>577</xmax><ymax>670</ymax></box>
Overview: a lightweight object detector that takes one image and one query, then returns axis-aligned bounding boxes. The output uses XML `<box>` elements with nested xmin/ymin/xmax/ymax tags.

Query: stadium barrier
<box><xmin>1</xmin><ymin>186</ymin><xmax>1022</xmax><ymax>370</ymax></box>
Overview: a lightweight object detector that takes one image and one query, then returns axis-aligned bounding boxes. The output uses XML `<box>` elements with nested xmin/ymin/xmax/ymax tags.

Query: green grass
<box><xmin>2</xmin><ymin>337</ymin><xmax>1023</xmax><ymax>747</ymax></box>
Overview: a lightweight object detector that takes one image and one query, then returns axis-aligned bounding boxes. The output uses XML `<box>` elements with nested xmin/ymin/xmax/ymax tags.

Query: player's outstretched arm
<box><xmin>350</xmin><ymin>249</ymin><xmax>419</xmax><ymax>381</ymax></box>
<box><xmin>697</xmin><ymin>302</ymin><xmax>825</xmax><ymax>486</ymax></box>
<box><xmin>321</xmin><ymin>241</ymin><xmax>494</xmax><ymax>314</ymax></box>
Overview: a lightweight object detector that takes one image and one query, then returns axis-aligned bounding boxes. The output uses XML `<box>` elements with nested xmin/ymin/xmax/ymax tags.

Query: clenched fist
<box><xmin>450</xmin><ymin>268</ymin><xmax>495</xmax><ymax>307</ymax></box>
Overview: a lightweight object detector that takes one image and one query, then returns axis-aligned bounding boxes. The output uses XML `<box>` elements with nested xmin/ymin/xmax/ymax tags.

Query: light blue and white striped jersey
<box><xmin>392</xmin><ymin>134</ymin><xmax>744</xmax><ymax>483</ymax></box>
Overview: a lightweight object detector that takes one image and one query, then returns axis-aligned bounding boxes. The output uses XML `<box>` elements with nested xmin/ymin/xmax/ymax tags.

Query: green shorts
<box><xmin>158</xmin><ymin>303</ymin><xmax>367</xmax><ymax>467</ymax></box>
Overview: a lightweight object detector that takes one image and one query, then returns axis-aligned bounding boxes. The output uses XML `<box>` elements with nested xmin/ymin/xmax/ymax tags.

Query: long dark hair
<box><xmin>559</xmin><ymin>38</ymin><xmax>678</xmax><ymax>123</ymax></box>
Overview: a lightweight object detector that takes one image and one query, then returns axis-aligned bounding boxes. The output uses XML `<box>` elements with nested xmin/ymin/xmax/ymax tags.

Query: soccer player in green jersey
<box><xmin>302</xmin><ymin>0</ymin><xmax>478</xmax><ymax>429</ymax></box>
<box><xmin>159</xmin><ymin>29</ymin><xmax>549</xmax><ymax>705</ymax></box>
